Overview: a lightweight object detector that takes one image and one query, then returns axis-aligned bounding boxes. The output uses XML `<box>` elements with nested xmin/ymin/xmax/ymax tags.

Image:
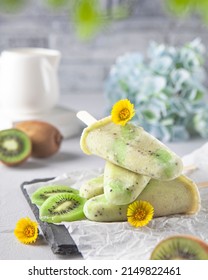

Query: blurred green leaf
<box><xmin>71</xmin><ymin>0</ymin><xmax>108</xmax><ymax>40</ymax></box>
<box><xmin>110</xmin><ymin>4</ymin><xmax>130</xmax><ymax>20</ymax></box>
<box><xmin>165</xmin><ymin>0</ymin><xmax>208</xmax><ymax>22</ymax></box>
<box><xmin>45</xmin><ymin>0</ymin><xmax>69</xmax><ymax>8</ymax></box>
<box><xmin>195</xmin><ymin>0</ymin><xmax>208</xmax><ymax>22</ymax></box>
<box><xmin>165</xmin><ymin>0</ymin><xmax>194</xmax><ymax>15</ymax></box>
<box><xmin>0</xmin><ymin>0</ymin><xmax>27</xmax><ymax>12</ymax></box>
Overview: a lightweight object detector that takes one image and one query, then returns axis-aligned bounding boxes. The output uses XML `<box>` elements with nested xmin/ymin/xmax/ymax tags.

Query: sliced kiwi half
<box><xmin>150</xmin><ymin>235</ymin><xmax>208</xmax><ymax>260</ymax></box>
<box><xmin>0</xmin><ymin>129</ymin><xmax>31</xmax><ymax>166</ymax></box>
<box><xmin>31</xmin><ymin>185</ymin><xmax>79</xmax><ymax>206</ymax></box>
<box><xmin>39</xmin><ymin>193</ymin><xmax>86</xmax><ymax>223</ymax></box>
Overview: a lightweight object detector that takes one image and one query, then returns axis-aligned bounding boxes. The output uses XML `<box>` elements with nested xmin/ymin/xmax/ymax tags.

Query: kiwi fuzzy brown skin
<box><xmin>0</xmin><ymin>129</ymin><xmax>32</xmax><ymax>167</ymax></box>
<box><xmin>150</xmin><ymin>235</ymin><xmax>208</xmax><ymax>260</ymax></box>
<box><xmin>15</xmin><ymin>120</ymin><xmax>63</xmax><ymax>158</ymax></box>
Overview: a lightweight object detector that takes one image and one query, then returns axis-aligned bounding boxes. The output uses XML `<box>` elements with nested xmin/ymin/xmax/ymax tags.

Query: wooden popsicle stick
<box><xmin>183</xmin><ymin>166</ymin><xmax>208</xmax><ymax>187</ymax></box>
<box><xmin>76</xmin><ymin>110</ymin><xmax>97</xmax><ymax>126</ymax></box>
<box><xmin>197</xmin><ymin>181</ymin><xmax>208</xmax><ymax>188</ymax></box>
<box><xmin>183</xmin><ymin>164</ymin><xmax>197</xmax><ymax>172</ymax></box>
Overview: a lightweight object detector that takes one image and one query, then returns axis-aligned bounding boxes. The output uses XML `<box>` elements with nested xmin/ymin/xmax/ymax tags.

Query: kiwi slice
<box><xmin>0</xmin><ymin>129</ymin><xmax>31</xmax><ymax>166</ymax></box>
<box><xmin>32</xmin><ymin>185</ymin><xmax>79</xmax><ymax>206</ymax></box>
<box><xmin>150</xmin><ymin>235</ymin><xmax>208</xmax><ymax>260</ymax></box>
<box><xmin>39</xmin><ymin>193</ymin><xmax>86</xmax><ymax>223</ymax></box>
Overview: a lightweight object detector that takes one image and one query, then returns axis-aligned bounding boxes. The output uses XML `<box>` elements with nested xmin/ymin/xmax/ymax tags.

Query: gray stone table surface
<box><xmin>0</xmin><ymin>93</ymin><xmax>207</xmax><ymax>260</ymax></box>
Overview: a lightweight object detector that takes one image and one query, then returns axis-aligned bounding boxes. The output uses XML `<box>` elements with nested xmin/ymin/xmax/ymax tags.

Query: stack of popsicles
<box><xmin>79</xmin><ymin>116</ymin><xmax>200</xmax><ymax>222</ymax></box>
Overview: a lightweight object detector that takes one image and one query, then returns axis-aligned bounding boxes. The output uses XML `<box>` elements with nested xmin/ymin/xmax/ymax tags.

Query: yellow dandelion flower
<box><xmin>14</xmin><ymin>217</ymin><xmax>38</xmax><ymax>244</ymax></box>
<box><xmin>127</xmin><ymin>200</ymin><xmax>154</xmax><ymax>228</ymax></box>
<box><xmin>111</xmin><ymin>99</ymin><xmax>135</xmax><ymax>126</ymax></box>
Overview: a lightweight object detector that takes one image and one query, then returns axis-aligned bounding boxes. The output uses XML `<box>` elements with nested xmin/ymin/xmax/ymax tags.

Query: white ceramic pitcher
<box><xmin>0</xmin><ymin>48</ymin><xmax>61</xmax><ymax>118</ymax></box>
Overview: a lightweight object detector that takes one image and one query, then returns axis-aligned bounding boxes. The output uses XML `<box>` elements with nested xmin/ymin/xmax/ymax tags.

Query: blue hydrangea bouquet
<box><xmin>104</xmin><ymin>38</ymin><xmax>208</xmax><ymax>142</ymax></box>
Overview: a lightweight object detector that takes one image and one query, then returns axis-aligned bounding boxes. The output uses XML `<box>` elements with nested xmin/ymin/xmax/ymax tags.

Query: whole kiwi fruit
<box><xmin>15</xmin><ymin>120</ymin><xmax>63</xmax><ymax>158</ymax></box>
<box><xmin>150</xmin><ymin>235</ymin><xmax>208</xmax><ymax>260</ymax></box>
